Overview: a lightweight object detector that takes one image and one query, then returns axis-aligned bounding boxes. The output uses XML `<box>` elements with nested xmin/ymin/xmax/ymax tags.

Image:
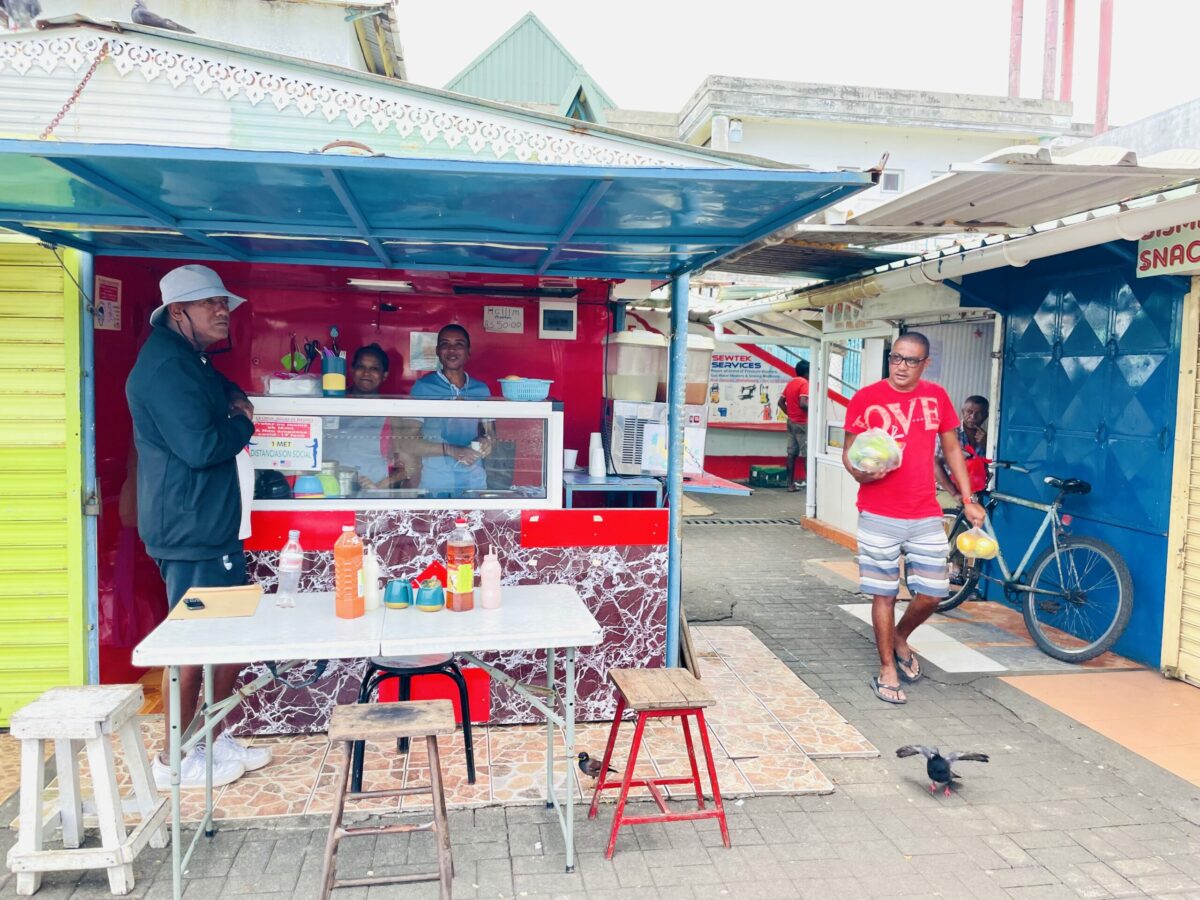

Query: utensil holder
<box><xmin>322</xmin><ymin>356</ymin><xmax>347</xmax><ymax>397</ymax></box>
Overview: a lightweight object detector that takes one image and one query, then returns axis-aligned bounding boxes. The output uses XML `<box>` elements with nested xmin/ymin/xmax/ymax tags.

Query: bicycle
<box><xmin>909</xmin><ymin>461</ymin><xmax>1133</xmax><ymax>663</ymax></box>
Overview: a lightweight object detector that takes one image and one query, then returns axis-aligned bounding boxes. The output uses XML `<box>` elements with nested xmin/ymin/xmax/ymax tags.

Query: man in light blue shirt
<box><xmin>410</xmin><ymin>324</ymin><xmax>492</xmax><ymax>495</ymax></box>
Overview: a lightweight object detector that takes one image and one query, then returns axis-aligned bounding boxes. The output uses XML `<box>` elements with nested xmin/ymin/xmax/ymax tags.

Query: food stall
<box><xmin>0</xmin><ymin>138</ymin><xmax>873</xmax><ymax>731</ymax></box>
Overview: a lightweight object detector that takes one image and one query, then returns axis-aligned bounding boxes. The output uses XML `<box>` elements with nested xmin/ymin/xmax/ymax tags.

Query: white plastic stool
<box><xmin>5</xmin><ymin>685</ymin><xmax>169</xmax><ymax>896</ymax></box>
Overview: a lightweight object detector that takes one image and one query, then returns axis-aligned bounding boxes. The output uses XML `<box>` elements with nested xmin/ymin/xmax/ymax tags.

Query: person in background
<box><xmin>935</xmin><ymin>395</ymin><xmax>989</xmax><ymax>508</ymax></box>
<box><xmin>324</xmin><ymin>343</ymin><xmax>419</xmax><ymax>491</ymax></box>
<box><xmin>349</xmin><ymin>342</ymin><xmax>389</xmax><ymax>396</ymax></box>
<box><xmin>842</xmin><ymin>332</ymin><xmax>984</xmax><ymax>706</ymax></box>
<box><xmin>125</xmin><ymin>264</ymin><xmax>272</xmax><ymax>789</ymax></box>
<box><xmin>777</xmin><ymin>359</ymin><xmax>810</xmax><ymax>492</ymax></box>
<box><xmin>407</xmin><ymin>324</ymin><xmax>494</xmax><ymax>495</ymax></box>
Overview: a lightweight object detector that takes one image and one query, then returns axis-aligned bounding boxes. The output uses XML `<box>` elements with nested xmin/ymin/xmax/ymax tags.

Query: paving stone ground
<box><xmin>4</xmin><ymin>487</ymin><xmax>1200</xmax><ymax>899</ymax></box>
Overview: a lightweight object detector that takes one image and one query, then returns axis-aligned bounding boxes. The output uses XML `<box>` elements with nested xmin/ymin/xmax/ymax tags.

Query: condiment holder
<box><xmin>414</xmin><ymin>578</ymin><xmax>445</xmax><ymax>612</ymax></box>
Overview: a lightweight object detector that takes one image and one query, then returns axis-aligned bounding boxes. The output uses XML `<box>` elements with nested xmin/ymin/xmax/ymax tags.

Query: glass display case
<box><xmin>248</xmin><ymin>396</ymin><xmax>564</xmax><ymax>510</ymax></box>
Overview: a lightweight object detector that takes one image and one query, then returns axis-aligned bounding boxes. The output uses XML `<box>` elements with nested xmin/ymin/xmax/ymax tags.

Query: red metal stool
<box><xmin>588</xmin><ymin>668</ymin><xmax>731</xmax><ymax>858</ymax></box>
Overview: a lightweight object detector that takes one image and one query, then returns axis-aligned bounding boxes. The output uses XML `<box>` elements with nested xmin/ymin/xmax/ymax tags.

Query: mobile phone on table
<box><xmin>183</xmin><ymin>597</ymin><xmax>205</xmax><ymax>611</ymax></box>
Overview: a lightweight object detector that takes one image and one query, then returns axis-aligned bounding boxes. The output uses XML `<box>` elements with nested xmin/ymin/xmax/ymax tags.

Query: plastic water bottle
<box><xmin>277</xmin><ymin>529</ymin><xmax>303</xmax><ymax>608</ymax></box>
<box><xmin>334</xmin><ymin>526</ymin><xmax>364</xmax><ymax>619</ymax></box>
<box><xmin>445</xmin><ymin>517</ymin><xmax>476</xmax><ymax>612</ymax></box>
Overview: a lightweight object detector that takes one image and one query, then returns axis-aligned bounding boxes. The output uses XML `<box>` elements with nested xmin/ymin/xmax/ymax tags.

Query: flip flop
<box><xmin>870</xmin><ymin>676</ymin><xmax>906</xmax><ymax>705</ymax></box>
<box><xmin>895</xmin><ymin>651</ymin><xmax>922</xmax><ymax>683</ymax></box>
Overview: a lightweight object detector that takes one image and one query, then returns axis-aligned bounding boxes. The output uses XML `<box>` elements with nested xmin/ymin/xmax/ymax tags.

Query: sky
<box><xmin>394</xmin><ymin>0</ymin><xmax>1199</xmax><ymax>129</ymax></box>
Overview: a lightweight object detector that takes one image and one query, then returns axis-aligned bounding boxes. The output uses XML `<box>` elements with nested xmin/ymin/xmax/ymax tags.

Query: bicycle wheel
<box><xmin>1022</xmin><ymin>536</ymin><xmax>1133</xmax><ymax>662</ymax></box>
<box><xmin>901</xmin><ymin>510</ymin><xmax>979</xmax><ymax>611</ymax></box>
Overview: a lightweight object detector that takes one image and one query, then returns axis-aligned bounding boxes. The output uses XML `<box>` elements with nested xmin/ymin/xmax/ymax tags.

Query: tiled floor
<box><xmin>1002</xmin><ymin>670</ymin><xmax>1200</xmax><ymax>787</ymax></box>
<box><xmin>815</xmin><ymin>557</ymin><xmax>1139</xmax><ymax>673</ymax></box>
<box><xmin>1</xmin><ymin>626</ymin><xmax>876</xmax><ymax>826</ymax></box>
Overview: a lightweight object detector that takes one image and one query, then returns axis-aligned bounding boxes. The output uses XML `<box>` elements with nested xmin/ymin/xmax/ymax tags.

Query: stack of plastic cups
<box><xmin>588</xmin><ymin>432</ymin><xmax>606</xmax><ymax>478</ymax></box>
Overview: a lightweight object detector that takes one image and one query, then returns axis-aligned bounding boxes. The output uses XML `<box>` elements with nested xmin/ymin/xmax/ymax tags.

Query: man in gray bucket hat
<box><xmin>127</xmin><ymin>264</ymin><xmax>271</xmax><ymax>789</ymax></box>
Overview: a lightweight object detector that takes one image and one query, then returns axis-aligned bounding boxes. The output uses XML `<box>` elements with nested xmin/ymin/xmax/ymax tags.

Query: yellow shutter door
<box><xmin>0</xmin><ymin>240</ymin><xmax>85</xmax><ymax>724</ymax></box>
<box><xmin>1165</xmin><ymin>279</ymin><xmax>1200</xmax><ymax>686</ymax></box>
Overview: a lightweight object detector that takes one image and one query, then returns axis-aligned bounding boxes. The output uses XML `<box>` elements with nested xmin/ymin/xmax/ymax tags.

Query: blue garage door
<box><xmin>974</xmin><ymin>244</ymin><xmax>1184</xmax><ymax>666</ymax></box>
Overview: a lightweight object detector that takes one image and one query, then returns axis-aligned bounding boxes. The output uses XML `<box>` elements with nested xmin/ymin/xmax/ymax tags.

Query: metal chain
<box><xmin>39</xmin><ymin>40</ymin><xmax>110</xmax><ymax>141</ymax></box>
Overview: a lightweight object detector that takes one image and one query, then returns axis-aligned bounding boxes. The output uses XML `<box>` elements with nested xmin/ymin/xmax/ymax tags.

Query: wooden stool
<box><xmin>319</xmin><ymin>700</ymin><xmax>456</xmax><ymax>900</ymax></box>
<box><xmin>587</xmin><ymin>668</ymin><xmax>731</xmax><ymax>858</ymax></box>
<box><xmin>6</xmin><ymin>685</ymin><xmax>168</xmax><ymax>896</ymax></box>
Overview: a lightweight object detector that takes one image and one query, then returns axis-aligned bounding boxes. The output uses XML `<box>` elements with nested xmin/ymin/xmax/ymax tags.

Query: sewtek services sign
<box><xmin>1137</xmin><ymin>223</ymin><xmax>1200</xmax><ymax>278</ymax></box>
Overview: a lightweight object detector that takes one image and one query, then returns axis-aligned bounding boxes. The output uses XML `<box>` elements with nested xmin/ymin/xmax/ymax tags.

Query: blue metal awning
<box><xmin>0</xmin><ymin>140</ymin><xmax>871</xmax><ymax>279</ymax></box>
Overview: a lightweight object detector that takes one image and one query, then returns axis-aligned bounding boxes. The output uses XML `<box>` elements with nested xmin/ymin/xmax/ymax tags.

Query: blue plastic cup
<box><xmin>415</xmin><ymin>584</ymin><xmax>444</xmax><ymax>612</ymax></box>
<box><xmin>384</xmin><ymin>580</ymin><xmax>412</xmax><ymax>609</ymax></box>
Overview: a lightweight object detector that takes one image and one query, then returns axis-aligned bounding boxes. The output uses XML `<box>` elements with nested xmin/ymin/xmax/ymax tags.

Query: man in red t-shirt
<box><xmin>777</xmin><ymin>360</ymin><xmax>809</xmax><ymax>491</ymax></box>
<box><xmin>842</xmin><ymin>333</ymin><xmax>984</xmax><ymax>705</ymax></box>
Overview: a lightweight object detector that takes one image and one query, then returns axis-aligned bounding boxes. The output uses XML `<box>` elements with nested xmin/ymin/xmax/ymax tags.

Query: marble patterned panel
<box><xmin>242</xmin><ymin>508</ymin><xmax>667</xmax><ymax>735</ymax></box>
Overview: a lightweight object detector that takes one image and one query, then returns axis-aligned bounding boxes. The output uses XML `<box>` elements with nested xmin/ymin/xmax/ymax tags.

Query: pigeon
<box><xmin>1</xmin><ymin>0</ymin><xmax>42</xmax><ymax>29</ymax></box>
<box><xmin>896</xmin><ymin>745</ymin><xmax>989</xmax><ymax>796</ymax></box>
<box><xmin>577</xmin><ymin>752</ymin><xmax>617</xmax><ymax>779</ymax></box>
<box><xmin>131</xmin><ymin>0</ymin><xmax>195</xmax><ymax>33</ymax></box>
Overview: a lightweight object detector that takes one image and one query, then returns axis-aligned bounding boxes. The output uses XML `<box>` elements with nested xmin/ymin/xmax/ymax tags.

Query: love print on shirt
<box><xmin>850</xmin><ymin>396</ymin><xmax>942</xmax><ymax>441</ymax></box>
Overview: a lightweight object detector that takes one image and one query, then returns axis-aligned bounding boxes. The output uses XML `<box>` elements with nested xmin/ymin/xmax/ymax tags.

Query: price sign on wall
<box><xmin>707</xmin><ymin>352</ymin><xmax>792</xmax><ymax>426</ymax></box>
<box><xmin>484</xmin><ymin>305</ymin><xmax>524</xmax><ymax>333</ymax></box>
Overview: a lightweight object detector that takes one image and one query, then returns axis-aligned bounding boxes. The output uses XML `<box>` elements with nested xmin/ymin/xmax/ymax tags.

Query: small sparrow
<box><xmin>896</xmin><ymin>745</ymin><xmax>989</xmax><ymax>796</ymax></box>
<box><xmin>577</xmin><ymin>752</ymin><xmax>617</xmax><ymax>779</ymax></box>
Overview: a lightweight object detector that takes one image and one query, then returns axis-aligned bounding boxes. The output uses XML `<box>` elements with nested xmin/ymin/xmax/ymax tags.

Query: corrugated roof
<box><xmin>444</xmin><ymin>13</ymin><xmax>615</xmax><ymax>110</ymax></box>
<box><xmin>715</xmin><ymin>241</ymin><xmax>909</xmax><ymax>280</ymax></box>
<box><xmin>851</xmin><ymin>145</ymin><xmax>1200</xmax><ymax>230</ymax></box>
<box><xmin>708</xmin><ymin>174</ymin><xmax>1200</xmax><ymax>340</ymax></box>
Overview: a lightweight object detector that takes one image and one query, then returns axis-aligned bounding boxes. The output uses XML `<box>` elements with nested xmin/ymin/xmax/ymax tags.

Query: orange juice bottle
<box><xmin>334</xmin><ymin>525</ymin><xmax>364</xmax><ymax>619</ymax></box>
<box><xmin>445</xmin><ymin>517</ymin><xmax>476</xmax><ymax>612</ymax></box>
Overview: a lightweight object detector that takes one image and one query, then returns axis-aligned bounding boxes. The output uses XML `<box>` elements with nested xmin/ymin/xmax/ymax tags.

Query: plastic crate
<box><xmin>749</xmin><ymin>464</ymin><xmax>789</xmax><ymax>488</ymax></box>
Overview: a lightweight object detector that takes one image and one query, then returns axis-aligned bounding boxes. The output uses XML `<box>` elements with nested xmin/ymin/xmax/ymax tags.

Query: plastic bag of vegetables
<box><xmin>847</xmin><ymin>428</ymin><xmax>903</xmax><ymax>475</ymax></box>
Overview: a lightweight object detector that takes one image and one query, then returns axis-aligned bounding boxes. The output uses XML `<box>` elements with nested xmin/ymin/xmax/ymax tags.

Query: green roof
<box><xmin>444</xmin><ymin>12</ymin><xmax>616</xmax><ymax>116</ymax></box>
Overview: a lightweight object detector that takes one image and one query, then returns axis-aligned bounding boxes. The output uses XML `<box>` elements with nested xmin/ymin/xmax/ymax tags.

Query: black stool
<box><xmin>350</xmin><ymin>654</ymin><xmax>476</xmax><ymax>791</ymax></box>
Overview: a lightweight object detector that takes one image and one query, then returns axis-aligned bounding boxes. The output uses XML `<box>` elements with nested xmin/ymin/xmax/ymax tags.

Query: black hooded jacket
<box><xmin>125</xmin><ymin>325</ymin><xmax>255</xmax><ymax>560</ymax></box>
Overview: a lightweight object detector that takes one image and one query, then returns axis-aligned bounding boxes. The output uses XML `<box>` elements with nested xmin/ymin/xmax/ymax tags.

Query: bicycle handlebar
<box><xmin>989</xmin><ymin>460</ymin><xmax>1030</xmax><ymax>474</ymax></box>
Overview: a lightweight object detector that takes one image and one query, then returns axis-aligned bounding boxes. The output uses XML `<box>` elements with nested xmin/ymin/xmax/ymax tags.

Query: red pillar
<box><xmin>1059</xmin><ymin>0</ymin><xmax>1075</xmax><ymax>102</ymax></box>
<box><xmin>1096</xmin><ymin>0</ymin><xmax>1114</xmax><ymax>133</ymax></box>
<box><xmin>1008</xmin><ymin>0</ymin><xmax>1024</xmax><ymax>98</ymax></box>
<box><xmin>1042</xmin><ymin>0</ymin><xmax>1060</xmax><ymax>101</ymax></box>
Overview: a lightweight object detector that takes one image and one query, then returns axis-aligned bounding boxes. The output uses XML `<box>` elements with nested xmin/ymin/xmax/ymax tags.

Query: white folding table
<box><xmin>132</xmin><ymin>585</ymin><xmax>600</xmax><ymax>900</ymax></box>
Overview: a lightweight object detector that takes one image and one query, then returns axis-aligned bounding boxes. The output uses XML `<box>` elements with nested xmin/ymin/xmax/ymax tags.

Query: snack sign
<box><xmin>1137</xmin><ymin>222</ymin><xmax>1200</xmax><ymax>277</ymax></box>
<box><xmin>248</xmin><ymin>415</ymin><xmax>323</xmax><ymax>470</ymax></box>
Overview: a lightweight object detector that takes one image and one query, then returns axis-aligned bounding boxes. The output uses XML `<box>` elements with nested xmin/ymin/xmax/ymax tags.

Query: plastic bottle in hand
<box><xmin>479</xmin><ymin>550</ymin><xmax>501</xmax><ymax>609</ymax></box>
<box><xmin>276</xmin><ymin>529</ymin><xmax>303</xmax><ymax>609</ymax></box>
<box><xmin>445</xmin><ymin>517</ymin><xmax>476</xmax><ymax>612</ymax></box>
<box><xmin>334</xmin><ymin>525</ymin><xmax>364</xmax><ymax>619</ymax></box>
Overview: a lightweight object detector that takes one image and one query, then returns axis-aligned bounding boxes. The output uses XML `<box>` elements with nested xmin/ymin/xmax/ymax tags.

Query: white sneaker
<box><xmin>213</xmin><ymin>731</ymin><xmax>273</xmax><ymax>772</ymax></box>
<box><xmin>152</xmin><ymin>746</ymin><xmax>245</xmax><ymax>791</ymax></box>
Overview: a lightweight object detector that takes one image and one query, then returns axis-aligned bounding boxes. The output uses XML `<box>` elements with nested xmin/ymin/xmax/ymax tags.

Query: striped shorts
<box><xmin>856</xmin><ymin>511</ymin><xmax>950</xmax><ymax>599</ymax></box>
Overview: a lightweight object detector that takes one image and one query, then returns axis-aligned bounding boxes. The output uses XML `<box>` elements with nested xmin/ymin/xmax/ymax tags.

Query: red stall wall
<box><xmin>92</xmin><ymin>257</ymin><xmax>612</xmax><ymax>682</ymax></box>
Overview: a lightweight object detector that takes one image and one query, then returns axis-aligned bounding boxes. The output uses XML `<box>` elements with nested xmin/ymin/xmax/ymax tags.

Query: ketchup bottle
<box><xmin>445</xmin><ymin>518</ymin><xmax>476</xmax><ymax>612</ymax></box>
